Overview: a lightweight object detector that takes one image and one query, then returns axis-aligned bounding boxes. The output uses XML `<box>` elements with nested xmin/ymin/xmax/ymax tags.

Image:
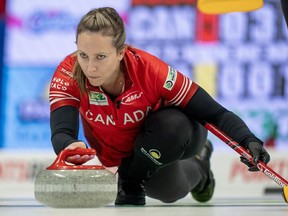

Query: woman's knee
<box><xmin>145</xmin><ymin>107</ymin><xmax>193</xmax><ymax>140</ymax></box>
<box><xmin>134</xmin><ymin>107</ymin><xmax>206</xmax><ymax>167</ymax></box>
<box><xmin>145</xmin><ymin>107</ymin><xmax>207</xmax><ymax>151</ymax></box>
<box><xmin>181</xmin><ymin>119</ymin><xmax>208</xmax><ymax>158</ymax></box>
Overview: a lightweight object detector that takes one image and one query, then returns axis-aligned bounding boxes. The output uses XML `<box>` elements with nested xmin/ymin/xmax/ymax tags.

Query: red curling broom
<box><xmin>200</xmin><ymin>121</ymin><xmax>288</xmax><ymax>203</ymax></box>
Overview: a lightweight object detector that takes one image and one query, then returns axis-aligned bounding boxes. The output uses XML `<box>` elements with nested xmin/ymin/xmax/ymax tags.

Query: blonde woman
<box><xmin>49</xmin><ymin>7</ymin><xmax>270</xmax><ymax>205</ymax></box>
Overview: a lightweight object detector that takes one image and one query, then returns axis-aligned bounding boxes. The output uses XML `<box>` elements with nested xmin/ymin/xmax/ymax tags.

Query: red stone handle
<box><xmin>46</xmin><ymin>148</ymin><xmax>105</xmax><ymax>170</ymax></box>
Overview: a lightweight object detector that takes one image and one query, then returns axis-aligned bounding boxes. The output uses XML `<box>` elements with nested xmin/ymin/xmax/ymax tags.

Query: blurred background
<box><xmin>0</xmin><ymin>0</ymin><xmax>287</xmax><ymax>199</ymax></box>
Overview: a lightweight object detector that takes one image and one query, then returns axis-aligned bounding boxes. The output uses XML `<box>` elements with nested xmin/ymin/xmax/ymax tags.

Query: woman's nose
<box><xmin>87</xmin><ymin>61</ymin><xmax>97</xmax><ymax>72</ymax></box>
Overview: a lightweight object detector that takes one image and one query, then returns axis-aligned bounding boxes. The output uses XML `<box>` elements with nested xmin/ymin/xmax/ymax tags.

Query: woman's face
<box><xmin>76</xmin><ymin>32</ymin><xmax>125</xmax><ymax>87</ymax></box>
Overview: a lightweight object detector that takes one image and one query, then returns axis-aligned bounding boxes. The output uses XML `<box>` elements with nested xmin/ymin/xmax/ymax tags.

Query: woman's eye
<box><xmin>97</xmin><ymin>55</ymin><xmax>105</xmax><ymax>60</ymax></box>
<box><xmin>79</xmin><ymin>53</ymin><xmax>88</xmax><ymax>59</ymax></box>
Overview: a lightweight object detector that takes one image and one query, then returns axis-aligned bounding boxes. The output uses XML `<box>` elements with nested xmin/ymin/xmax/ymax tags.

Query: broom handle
<box><xmin>200</xmin><ymin>121</ymin><xmax>288</xmax><ymax>187</ymax></box>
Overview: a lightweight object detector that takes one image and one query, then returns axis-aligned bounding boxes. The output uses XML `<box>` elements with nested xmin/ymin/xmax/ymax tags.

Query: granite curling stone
<box><xmin>34</xmin><ymin>148</ymin><xmax>117</xmax><ymax>208</ymax></box>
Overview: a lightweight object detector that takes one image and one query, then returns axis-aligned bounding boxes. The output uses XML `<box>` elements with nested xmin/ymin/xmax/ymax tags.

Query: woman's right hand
<box><xmin>64</xmin><ymin>141</ymin><xmax>95</xmax><ymax>165</ymax></box>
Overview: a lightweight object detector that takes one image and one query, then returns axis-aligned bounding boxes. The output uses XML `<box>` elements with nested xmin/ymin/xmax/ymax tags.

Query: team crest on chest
<box><xmin>89</xmin><ymin>91</ymin><xmax>109</xmax><ymax>106</ymax></box>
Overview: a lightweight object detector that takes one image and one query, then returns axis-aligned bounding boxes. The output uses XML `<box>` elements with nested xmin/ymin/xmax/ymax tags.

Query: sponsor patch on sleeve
<box><xmin>163</xmin><ymin>66</ymin><xmax>177</xmax><ymax>91</ymax></box>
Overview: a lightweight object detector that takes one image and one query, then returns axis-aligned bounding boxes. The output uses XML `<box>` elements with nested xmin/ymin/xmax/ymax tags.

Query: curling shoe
<box><xmin>191</xmin><ymin>140</ymin><xmax>215</xmax><ymax>202</ymax></box>
<box><xmin>114</xmin><ymin>177</ymin><xmax>146</xmax><ymax>206</ymax></box>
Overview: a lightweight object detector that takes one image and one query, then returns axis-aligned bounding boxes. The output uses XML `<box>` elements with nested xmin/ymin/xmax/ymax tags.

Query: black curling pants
<box><xmin>123</xmin><ymin>106</ymin><xmax>208</xmax><ymax>203</ymax></box>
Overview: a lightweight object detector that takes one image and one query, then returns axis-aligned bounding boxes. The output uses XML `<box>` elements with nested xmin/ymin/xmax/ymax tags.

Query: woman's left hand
<box><xmin>240</xmin><ymin>142</ymin><xmax>270</xmax><ymax>171</ymax></box>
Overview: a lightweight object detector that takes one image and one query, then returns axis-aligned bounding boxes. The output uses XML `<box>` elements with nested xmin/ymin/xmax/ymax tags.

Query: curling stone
<box><xmin>34</xmin><ymin>148</ymin><xmax>117</xmax><ymax>208</ymax></box>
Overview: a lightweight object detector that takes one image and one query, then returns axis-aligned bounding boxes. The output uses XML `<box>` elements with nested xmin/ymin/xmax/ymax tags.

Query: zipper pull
<box><xmin>116</xmin><ymin>100</ymin><xmax>122</xmax><ymax>109</ymax></box>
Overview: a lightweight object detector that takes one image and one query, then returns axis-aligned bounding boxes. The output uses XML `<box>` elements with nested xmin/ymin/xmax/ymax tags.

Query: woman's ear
<box><xmin>118</xmin><ymin>46</ymin><xmax>127</xmax><ymax>61</ymax></box>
